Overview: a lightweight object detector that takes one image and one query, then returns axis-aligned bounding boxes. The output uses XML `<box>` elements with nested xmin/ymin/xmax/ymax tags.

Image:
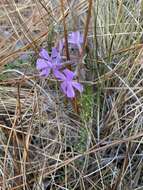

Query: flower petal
<box><xmin>40</xmin><ymin>68</ymin><xmax>51</xmax><ymax>77</ymax></box>
<box><xmin>54</xmin><ymin>69</ymin><xmax>65</xmax><ymax>80</ymax></box>
<box><xmin>55</xmin><ymin>56</ymin><xmax>61</xmax><ymax>65</ymax></box>
<box><xmin>61</xmin><ymin>81</ymin><xmax>67</xmax><ymax>95</ymax></box>
<box><xmin>51</xmin><ymin>47</ymin><xmax>61</xmax><ymax>66</ymax></box>
<box><xmin>68</xmin><ymin>31</ymin><xmax>83</xmax><ymax>45</ymax></box>
<box><xmin>39</xmin><ymin>48</ymin><xmax>50</xmax><ymax>60</ymax></box>
<box><xmin>51</xmin><ymin>47</ymin><xmax>58</xmax><ymax>58</ymax></box>
<box><xmin>75</xmin><ymin>31</ymin><xmax>83</xmax><ymax>44</ymax></box>
<box><xmin>36</xmin><ymin>58</ymin><xmax>49</xmax><ymax>70</ymax></box>
<box><xmin>66</xmin><ymin>83</ymin><xmax>75</xmax><ymax>98</ymax></box>
<box><xmin>74</xmin><ymin>31</ymin><xmax>80</xmax><ymax>43</ymax></box>
<box><xmin>68</xmin><ymin>33</ymin><xmax>75</xmax><ymax>44</ymax></box>
<box><xmin>58</xmin><ymin>39</ymin><xmax>64</xmax><ymax>52</ymax></box>
<box><xmin>72</xmin><ymin>82</ymin><xmax>83</xmax><ymax>93</ymax></box>
<box><xmin>63</xmin><ymin>69</ymin><xmax>75</xmax><ymax>80</ymax></box>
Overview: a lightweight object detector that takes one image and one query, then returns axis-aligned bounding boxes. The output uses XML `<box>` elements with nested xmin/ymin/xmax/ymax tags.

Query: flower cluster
<box><xmin>36</xmin><ymin>31</ymin><xmax>84</xmax><ymax>98</ymax></box>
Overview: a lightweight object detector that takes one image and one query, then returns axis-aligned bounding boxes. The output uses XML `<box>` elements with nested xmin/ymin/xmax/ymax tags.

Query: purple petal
<box><xmin>68</xmin><ymin>34</ymin><xmax>75</xmax><ymax>44</ymax></box>
<box><xmin>75</xmin><ymin>31</ymin><xmax>83</xmax><ymax>43</ymax></box>
<box><xmin>66</xmin><ymin>83</ymin><xmax>75</xmax><ymax>98</ymax></box>
<box><xmin>55</xmin><ymin>56</ymin><xmax>61</xmax><ymax>65</ymax></box>
<box><xmin>54</xmin><ymin>54</ymin><xmax>61</xmax><ymax>65</ymax></box>
<box><xmin>51</xmin><ymin>47</ymin><xmax>58</xmax><ymax>58</ymax></box>
<box><xmin>58</xmin><ymin>39</ymin><xmax>64</xmax><ymax>52</ymax></box>
<box><xmin>73</xmin><ymin>31</ymin><xmax>79</xmax><ymax>42</ymax></box>
<box><xmin>40</xmin><ymin>68</ymin><xmax>51</xmax><ymax>77</ymax></box>
<box><xmin>53</xmin><ymin>63</ymin><xmax>62</xmax><ymax>71</ymax></box>
<box><xmin>72</xmin><ymin>82</ymin><xmax>83</xmax><ymax>93</ymax></box>
<box><xmin>36</xmin><ymin>58</ymin><xmax>50</xmax><ymax>70</ymax></box>
<box><xmin>68</xmin><ymin>32</ymin><xmax>76</xmax><ymax>43</ymax></box>
<box><xmin>51</xmin><ymin>47</ymin><xmax>61</xmax><ymax>66</ymax></box>
<box><xmin>54</xmin><ymin>69</ymin><xmax>65</xmax><ymax>80</ymax></box>
<box><xmin>39</xmin><ymin>48</ymin><xmax>50</xmax><ymax>60</ymax></box>
<box><xmin>61</xmin><ymin>81</ymin><xmax>67</xmax><ymax>95</ymax></box>
<box><xmin>68</xmin><ymin>31</ymin><xmax>83</xmax><ymax>45</ymax></box>
<box><xmin>63</xmin><ymin>69</ymin><xmax>75</xmax><ymax>80</ymax></box>
<box><xmin>79</xmin><ymin>33</ymin><xmax>84</xmax><ymax>44</ymax></box>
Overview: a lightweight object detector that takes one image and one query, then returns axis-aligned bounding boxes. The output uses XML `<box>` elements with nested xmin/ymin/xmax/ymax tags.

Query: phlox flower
<box><xmin>58</xmin><ymin>31</ymin><xmax>83</xmax><ymax>53</ymax></box>
<box><xmin>54</xmin><ymin>69</ymin><xmax>83</xmax><ymax>98</ymax></box>
<box><xmin>36</xmin><ymin>48</ymin><xmax>61</xmax><ymax>77</ymax></box>
<box><xmin>68</xmin><ymin>31</ymin><xmax>83</xmax><ymax>49</ymax></box>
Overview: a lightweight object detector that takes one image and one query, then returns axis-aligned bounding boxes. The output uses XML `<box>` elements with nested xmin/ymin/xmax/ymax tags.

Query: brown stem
<box><xmin>82</xmin><ymin>0</ymin><xmax>93</xmax><ymax>53</ymax></box>
<box><xmin>60</xmin><ymin>0</ymin><xmax>70</xmax><ymax>62</ymax></box>
<box><xmin>60</xmin><ymin>0</ymin><xmax>80</xmax><ymax>113</ymax></box>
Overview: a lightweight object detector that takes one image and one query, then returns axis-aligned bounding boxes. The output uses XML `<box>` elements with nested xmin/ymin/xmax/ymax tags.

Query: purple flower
<box><xmin>68</xmin><ymin>31</ymin><xmax>83</xmax><ymax>49</ymax></box>
<box><xmin>36</xmin><ymin>48</ymin><xmax>61</xmax><ymax>77</ymax></box>
<box><xmin>58</xmin><ymin>38</ymin><xmax>65</xmax><ymax>53</ymax></box>
<box><xmin>58</xmin><ymin>31</ymin><xmax>83</xmax><ymax>53</ymax></box>
<box><xmin>54</xmin><ymin>69</ymin><xmax>83</xmax><ymax>98</ymax></box>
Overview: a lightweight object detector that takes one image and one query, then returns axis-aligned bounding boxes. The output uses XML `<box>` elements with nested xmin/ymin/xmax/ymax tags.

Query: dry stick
<box><xmin>60</xmin><ymin>0</ymin><xmax>79</xmax><ymax>113</ymax></box>
<box><xmin>74</xmin><ymin>0</ymin><xmax>93</xmax><ymax>113</ymax></box>
<box><xmin>60</xmin><ymin>0</ymin><xmax>70</xmax><ymax>63</ymax></box>
<box><xmin>82</xmin><ymin>0</ymin><xmax>93</xmax><ymax>53</ymax></box>
<box><xmin>77</xmin><ymin>0</ymin><xmax>92</xmax><ymax>73</ymax></box>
